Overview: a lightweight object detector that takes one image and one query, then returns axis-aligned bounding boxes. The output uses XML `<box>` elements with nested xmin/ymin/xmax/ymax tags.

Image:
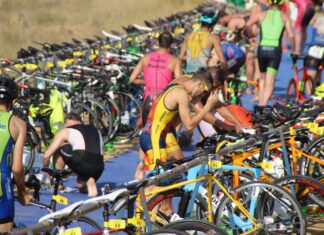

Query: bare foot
<box><xmin>87</xmin><ymin>178</ymin><xmax>98</xmax><ymax>197</ymax></box>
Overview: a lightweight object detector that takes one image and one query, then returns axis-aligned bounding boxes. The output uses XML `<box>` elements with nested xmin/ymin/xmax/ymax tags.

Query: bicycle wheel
<box><xmin>103</xmin><ymin>96</ymin><xmax>121</xmax><ymax>140</ymax></box>
<box><xmin>215</xmin><ymin>181</ymin><xmax>305</xmax><ymax>234</ymax></box>
<box><xmin>51</xmin><ymin>216</ymin><xmax>101</xmax><ymax>234</ymax></box>
<box><xmin>164</xmin><ymin>219</ymin><xmax>227</xmax><ymax>235</ymax></box>
<box><xmin>299</xmin><ymin>135</ymin><xmax>324</xmax><ymax>179</ymax></box>
<box><xmin>303</xmin><ymin>77</ymin><xmax>315</xmax><ymax>98</ymax></box>
<box><xmin>113</xmin><ymin>91</ymin><xmax>142</xmax><ymax>140</ymax></box>
<box><xmin>22</xmin><ymin>134</ymin><xmax>37</xmax><ymax>174</ymax></box>
<box><xmin>145</xmin><ymin>228</ymin><xmax>187</xmax><ymax>235</ymax></box>
<box><xmin>88</xmin><ymin>98</ymin><xmax>113</xmax><ymax>144</ymax></box>
<box><xmin>286</xmin><ymin>79</ymin><xmax>297</xmax><ymax>103</ymax></box>
<box><xmin>274</xmin><ymin>175</ymin><xmax>324</xmax><ymax>208</ymax></box>
<box><xmin>146</xmin><ymin>189</ymin><xmax>208</xmax><ymax>226</ymax></box>
<box><xmin>70</xmin><ymin>101</ymin><xmax>99</xmax><ymax>127</ymax></box>
<box><xmin>21</xmin><ymin>123</ymin><xmax>42</xmax><ymax>174</ymax></box>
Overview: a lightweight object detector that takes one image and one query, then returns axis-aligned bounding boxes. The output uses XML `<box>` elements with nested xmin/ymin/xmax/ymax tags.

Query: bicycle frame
<box><xmin>293</xmin><ymin>66</ymin><xmax>308</xmax><ymax>100</ymax></box>
<box><xmin>142</xmin><ymin>161</ymin><xmax>262</xmax><ymax>234</ymax></box>
<box><xmin>229</xmin><ymin>129</ymin><xmax>324</xmax><ymax>187</ymax></box>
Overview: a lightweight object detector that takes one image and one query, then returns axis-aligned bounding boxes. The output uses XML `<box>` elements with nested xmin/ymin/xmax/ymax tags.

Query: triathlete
<box><xmin>0</xmin><ymin>77</ymin><xmax>33</xmax><ymax>233</ymax></box>
<box><xmin>140</xmin><ymin>68</ymin><xmax>218</xmax><ymax>220</ymax></box>
<box><xmin>129</xmin><ymin>32</ymin><xmax>182</xmax><ymax>180</ymax></box>
<box><xmin>304</xmin><ymin>13</ymin><xmax>324</xmax><ymax>86</ymax></box>
<box><xmin>209</xmin><ymin>41</ymin><xmax>246</xmax><ymax>75</ymax></box>
<box><xmin>179</xmin><ymin>9</ymin><xmax>227</xmax><ymax>74</ymax></box>
<box><xmin>43</xmin><ymin>113</ymin><xmax>104</xmax><ymax>197</ymax></box>
<box><xmin>287</xmin><ymin>0</ymin><xmax>315</xmax><ymax>54</ymax></box>
<box><xmin>247</xmin><ymin>0</ymin><xmax>295</xmax><ymax>106</ymax></box>
<box><xmin>130</xmin><ymin>31</ymin><xmax>182</xmax><ymax>127</ymax></box>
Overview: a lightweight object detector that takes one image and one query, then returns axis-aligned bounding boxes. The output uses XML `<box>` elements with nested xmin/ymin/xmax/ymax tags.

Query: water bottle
<box><xmin>273</xmin><ymin>157</ymin><xmax>284</xmax><ymax>178</ymax></box>
<box><xmin>121</xmin><ymin>111</ymin><xmax>130</xmax><ymax>125</ymax></box>
<box><xmin>36</xmin><ymin>81</ymin><xmax>46</xmax><ymax>90</ymax></box>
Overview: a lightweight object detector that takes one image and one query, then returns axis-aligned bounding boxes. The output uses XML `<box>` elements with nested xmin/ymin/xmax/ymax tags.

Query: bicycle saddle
<box><xmin>122</xmin><ymin>179</ymin><xmax>148</xmax><ymax>192</ymax></box>
<box><xmin>38</xmin><ymin>201</ymin><xmax>84</xmax><ymax>222</ymax></box>
<box><xmin>42</xmin><ymin>168</ymin><xmax>72</xmax><ymax>178</ymax></box>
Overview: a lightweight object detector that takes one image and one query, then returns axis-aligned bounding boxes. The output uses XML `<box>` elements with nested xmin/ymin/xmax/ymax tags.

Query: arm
<box><xmin>129</xmin><ymin>57</ymin><xmax>145</xmax><ymax>85</ymax></box>
<box><xmin>43</xmin><ymin>129</ymin><xmax>68</xmax><ymax>167</ymax></box>
<box><xmin>179</xmin><ymin>35</ymin><xmax>189</xmax><ymax>61</ymax></box>
<box><xmin>282</xmin><ymin>13</ymin><xmax>295</xmax><ymax>53</ymax></box>
<box><xmin>211</xmin><ymin>35</ymin><xmax>227</xmax><ymax>67</ymax></box>
<box><xmin>11</xmin><ymin>116</ymin><xmax>32</xmax><ymax>205</ymax></box>
<box><xmin>192</xmin><ymin>101</ymin><xmax>218</xmax><ymax>125</ymax></box>
<box><xmin>178</xmin><ymin>90</ymin><xmax>218</xmax><ymax>131</ymax></box>
<box><xmin>216</xmin><ymin>106</ymin><xmax>246</xmax><ymax>132</ymax></box>
<box><xmin>173</xmin><ymin>58</ymin><xmax>183</xmax><ymax>78</ymax></box>
<box><xmin>246</xmin><ymin>12</ymin><xmax>260</xmax><ymax>28</ymax></box>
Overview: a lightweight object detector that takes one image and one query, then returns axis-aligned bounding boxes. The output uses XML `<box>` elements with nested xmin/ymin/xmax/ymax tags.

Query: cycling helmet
<box><xmin>0</xmin><ymin>76</ymin><xmax>18</xmax><ymax>103</ymax></box>
<box><xmin>270</xmin><ymin>106</ymin><xmax>287</xmax><ymax>123</ymax></box>
<box><xmin>270</xmin><ymin>105</ymin><xmax>300</xmax><ymax>124</ymax></box>
<box><xmin>200</xmin><ymin>10</ymin><xmax>218</xmax><ymax>25</ymax></box>
<box><xmin>269</xmin><ymin>0</ymin><xmax>284</xmax><ymax>5</ymax></box>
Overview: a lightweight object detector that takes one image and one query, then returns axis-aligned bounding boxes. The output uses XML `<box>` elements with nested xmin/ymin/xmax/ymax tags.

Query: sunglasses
<box><xmin>203</xmin><ymin>81</ymin><xmax>209</xmax><ymax>92</ymax></box>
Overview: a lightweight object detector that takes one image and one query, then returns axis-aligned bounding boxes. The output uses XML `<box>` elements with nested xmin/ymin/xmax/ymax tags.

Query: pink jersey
<box><xmin>292</xmin><ymin>0</ymin><xmax>313</xmax><ymax>8</ymax></box>
<box><xmin>143</xmin><ymin>51</ymin><xmax>173</xmax><ymax>101</ymax></box>
<box><xmin>292</xmin><ymin>0</ymin><xmax>315</xmax><ymax>29</ymax></box>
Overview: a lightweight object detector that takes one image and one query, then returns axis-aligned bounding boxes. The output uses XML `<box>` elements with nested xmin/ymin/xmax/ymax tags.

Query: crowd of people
<box><xmin>0</xmin><ymin>0</ymin><xmax>323</xmax><ymax>233</ymax></box>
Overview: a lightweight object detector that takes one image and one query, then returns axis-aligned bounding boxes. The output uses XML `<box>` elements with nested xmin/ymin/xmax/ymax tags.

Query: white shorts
<box><xmin>198</xmin><ymin>112</ymin><xmax>225</xmax><ymax>137</ymax></box>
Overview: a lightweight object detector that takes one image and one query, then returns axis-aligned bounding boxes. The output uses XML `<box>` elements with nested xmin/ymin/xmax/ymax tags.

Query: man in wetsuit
<box><xmin>43</xmin><ymin>113</ymin><xmax>104</xmax><ymax>197</ymax></box>
<box><xmin>0</xmin><ymin>77</ymin><xmax>33</xmax><ymax>233</ymax></box>
<box><xmin>247</xmin><ymin>0</ymin><xmax>295</xmax><ymax>106</ymax></box>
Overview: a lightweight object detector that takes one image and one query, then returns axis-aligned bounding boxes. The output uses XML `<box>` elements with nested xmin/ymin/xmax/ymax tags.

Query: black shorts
<box><xmin>301</xmin><ymin>6</ymin><xmax>315</xmax><ymax>28</ymax></box>
<box><xmin>227</xmin><ymin>56</ymin><xmax>245</xmax><ymax>75</ymax></box>
<box><xmin>60</xmin><ymin>145</ymin><xmax>104</xmax><ymax>181</ymax></box>
<box><xmin>142</xmin><ymin>95</ymin><xmax>158</xmax><ymax>126</ymax></box>
<box><xmin>305</xmin><ymin>45</ymin><xmax>324</xmax><ymax>70</ymax></box>
<box><xmin>257</xmin><ymin>46</ymin><xmax>282</xmax><ymax>73</ymax></box>
<box><xmin>305</xmin><ymin>55</ymin><xmax>323</xmax><ymax>71</ymax></box>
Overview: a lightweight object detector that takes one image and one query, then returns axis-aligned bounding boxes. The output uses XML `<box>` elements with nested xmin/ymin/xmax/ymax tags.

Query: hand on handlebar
<box><xmin>290</xmin><ymin>53</ymin><xmax>299</xmax><ymax>67</ymax></box>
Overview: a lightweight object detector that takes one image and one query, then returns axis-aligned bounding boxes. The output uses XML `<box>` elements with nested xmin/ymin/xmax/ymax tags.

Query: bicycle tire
<box><xmin>103</xmin><ymin>95</ymin><xmax>121</xmax><ymax>140</ymax></box>
<box><xmin>88</xmin><ymin>98</ymin><xmax>113</xmax><ymax>144</ymax></box>
<box><xmin>69</xmin><ymin>101</ymin><xmax>99</xmax><ymax>127</ymax></box>
<box><xmin>299</xmin><ymin>135</ymin><xmax>324</xmax><ymax>179</ymax></box>
<box><xmin>51</xmin><ymin>216</ymin><xmax>101</xmax><ymax>235</ymax></box>
<box><xmin>144</xmin><ymin>228</ymin><xmax>187</xmax><ymax>235</ymax></box>
<box><xmin>164</xmin><ymin>219</ymin><xmax>227</xmax><ymax>235</ymax></box>
<box><xmin>274</xmin><ymin>175</ymin><xmax>324</xmax><ymax>208</ymax></box>
<box><xmin>22</xmin><ymin>132</ymin><xmax>37</xmax><ymax>175</ymax></box>
<box><xmin>286</xmin><ymin>78</ymin><xmax>297</xmax><ymax>103</ymax></box>
<box><xmin>303</xmin><ymin>77</ymin><xmax>315</xmax><ymax>98</ymax></box>
<box><xmin>113</xmin><ymin>91</ymin><xmax>142</xmax><ymax>141</ymax></box>
<box><xmin>215</xmin><ymin>181</ymin><xmax>306</xmax><ymax>234</ymax></box>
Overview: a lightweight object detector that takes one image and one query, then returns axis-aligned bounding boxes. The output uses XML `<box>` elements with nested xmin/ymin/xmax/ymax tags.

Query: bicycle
<box><xmin>286</xmin><ymin>56</ymin><xmax>316</xmax><ymax>104</ymax></box>
<box><xmin>208</xmin><ymin>116</ymin><xmax>324</xmax><ymax>209</ymax></box>
<box><xmin>19</xmin><ymin>168</ymin><xmax>101</xmax><ymax>234</ymax></box>
<box><xmin>17</xmin><ymin>175</ymin><xmax>226</xmax><ymax>235</ymax></box>
<box><xmin>140</xmin><ymin>136</ymin><xmax>305</xmax><ymax>234</ymax></box>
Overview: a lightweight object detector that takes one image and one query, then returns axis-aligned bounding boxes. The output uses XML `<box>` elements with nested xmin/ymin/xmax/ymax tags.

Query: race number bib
<box><xmin>308</xmin><ymin>46</ymin><xmax>324</xmax><ymax>59</ymax></box>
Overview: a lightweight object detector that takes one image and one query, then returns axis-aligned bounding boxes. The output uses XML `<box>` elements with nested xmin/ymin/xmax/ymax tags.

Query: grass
<box><xmin>0</xmin><ymin>0</ymin><xmax>204</xmax><ymax>58</ymax></box>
